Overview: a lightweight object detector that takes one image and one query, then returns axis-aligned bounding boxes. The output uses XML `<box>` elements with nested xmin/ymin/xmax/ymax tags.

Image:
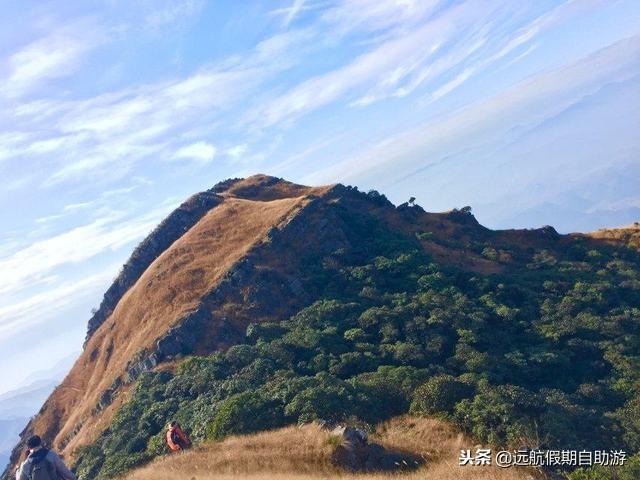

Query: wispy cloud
<box><xmin>429</xmin><ymin>67</ymin><xmax>476</xmax><ymax>102</ymax></box>
<box><xmin>173</xmin><ymin>141</ymin><xmax>217</xmax><ymax>163</ymax></box>
<box><xmin>226</xmin><ymin>144</ymin><xmax>249</xmax><ymax>160</ymax></box>
<box><xmin>1</xmin><ymin>20</ymin><xmax>105</xmax><ymax>99</ymax></box>
<box><xmin>0</xmin><ymin>27</ymin><xmax>312</xmax><ymax>185</ymax></box>
<box><xmin>254</xmin><ymin>0</ymin><xmax>614</xmax><ymax>127</ymax></box>
<box><xmin>252</xmin><ymin>1</ymin><xmax>483</xmax><ymax>127</ymax></box>
<box><xmin>0</xmin><ymin>206</ymin><xmax>172</xmax><ymax>297</ymax></box>
<box><xmin>279</xmin><ymin>0</ymin><xmax>306</xmax><ymax>27</ymax></box>
<box><xmin>320</xmin><ymin>0</ymin><xmax>441</xmax><ymax>36</ymax></box>
<box><xmin>305</xmin><ymin>35</ymin><xmax>640</xmax><ymax>185</ymax></box>
<box><xmin>0</xmin><ymin>269</ymin><xmax>116</xmax><ymax>341</ymax></box>
<box><xmin>144</xmin><ymin>0</ymin><xmax>205</xmax><ymax>30</ymax></box>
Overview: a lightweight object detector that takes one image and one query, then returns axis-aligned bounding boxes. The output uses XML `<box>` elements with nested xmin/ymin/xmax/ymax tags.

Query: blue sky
<box><xmin>0</xmin><ymin>0</ymin><xmax>639</xmax><ymax>395</ymax></box>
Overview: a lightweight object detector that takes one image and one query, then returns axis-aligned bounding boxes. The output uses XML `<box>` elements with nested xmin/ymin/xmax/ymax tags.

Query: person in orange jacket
<box><xmin>166</xmin><ymin>421</ymin><xmax>191</xmax><ymax>452</ymax></box>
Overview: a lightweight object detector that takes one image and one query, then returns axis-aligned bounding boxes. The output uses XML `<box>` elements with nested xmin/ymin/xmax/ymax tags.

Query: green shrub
<box><xmin>72</xmin><ymin>212</ymin><xmax>640</xmax><ymax>479</ymax></box>
<box><xmin>568</xmin><ymin>454</ymin><xmax>640</xmax><ymax>480</ymax></box>
<box><xmin>410</xmin><ymin>374</ymin><xmax>473</xmax><ymax>416</ymax></box>
<box><xmin>73</xmin><ymin>445</ymin><xmax>105</xmax><ymax>480</ymax></box>
<box><xmin>284</xmin><ymin>375</ymin><xmax>359</xmax><ymax>423</ymax></box>
<box><xmin>206</xmin><ymin>391</ymin><xmax>284</xmax><ymax>440</ymax></box>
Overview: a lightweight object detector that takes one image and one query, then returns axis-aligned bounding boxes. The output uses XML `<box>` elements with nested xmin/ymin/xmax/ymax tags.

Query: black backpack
<box><xmin>28</xmin><ymin>449</ymin><xmax>56</xmax><ymax>480</ymax></box>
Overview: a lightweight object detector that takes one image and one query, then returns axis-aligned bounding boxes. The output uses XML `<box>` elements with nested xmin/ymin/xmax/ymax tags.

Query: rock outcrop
<box><xmin>331</xmin><ymin>426</ymin><xmax>422</xmax><ymax>472</ymax></box>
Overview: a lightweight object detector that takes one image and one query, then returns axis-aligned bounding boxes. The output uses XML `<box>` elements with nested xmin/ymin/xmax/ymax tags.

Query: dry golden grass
<box><xmin>583</xmin><ymin>223</ymin><xmax>640</xmax><ymax>251</ymax></box>
<box><xmin>28</xmin><ymin>177</ymin><xmax>326</xmax><ymax>462</ymax></box>
<box><xmin>224</xmin><ymin>174</ymin><xmax>333</xmax><ymax>201</ymax></box>
<box><xmin>124</xmin><ymin>417</ymin><xmax>538</xmax><ymax>480</ymax></box>
<box><xmin>25</xmin><ymin>173</ymin><xmax>618</xmax><ymax>473</ymax></box>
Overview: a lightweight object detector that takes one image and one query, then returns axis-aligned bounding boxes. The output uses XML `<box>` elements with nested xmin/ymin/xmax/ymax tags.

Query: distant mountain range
<box><xmin>0</xmin><ymin>354</ymin><xmax>77</xmax><ymax>470</ymax></box>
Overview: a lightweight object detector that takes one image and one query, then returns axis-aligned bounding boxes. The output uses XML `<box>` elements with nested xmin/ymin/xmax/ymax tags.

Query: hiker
<box><xmin>166</xmin><ymin>421</ymin><xmax>191</xmax><ymax>452</ymax></box>
<box><xmin>17</xmin><ymin>435</ymin><xmax>76</xmax><ymax>480</ymax></box>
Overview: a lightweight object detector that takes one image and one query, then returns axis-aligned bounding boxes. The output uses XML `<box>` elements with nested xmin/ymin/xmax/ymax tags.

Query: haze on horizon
<box><xmin>0</xmin><ymin>0</ymin><xmax>639</xmax><ymax>395</ymax></box>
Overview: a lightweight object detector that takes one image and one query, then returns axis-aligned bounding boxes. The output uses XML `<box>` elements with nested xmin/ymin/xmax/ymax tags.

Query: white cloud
<box><xmin>320</xmin><ymin>0</ymin><xmax>440</xmax><ymax>36</ymax></box>
<box><xmin>173</xmin><ymin>141</ymin><xmax>217</xmax><ymax>163</ymax></box>
<box><xmin>429</xmin><ymin>67</ymin><xmax>476</xmax><ymax>101</ymax></box>
<box><xmin>0</xmin><ymin>206</ymin><xmax>172</xmax><ymax>297</ymax></box>
<box><xmin>270</xmin><ymin>0</ymin><xmax>333</xmax><ymax>28</ymax></box>
<box><xmin>63</xmin><ymin>201</ymin><xmax>94</xmax><ymax>211</ymax></box>
<box><xmin>255</xmin><ymin>0</ymin><xmax>593</xmax><ymax>126</ymax></box>
<box><xmin>253</xmin><ymin>1</ymin><xmax>483</xmax><ymax>127</ymax></box>
<box><xmin>35</xmin><ymin>213</ymin><xmax>65</xmax><ymax>224</ymax></box>
<box><xmin>255</xmin><ymin>0</ymin><xmax>614</xmax><ymax>125</ymax></box>
<box><xmin>0</xmin><ymin>27</ymin><xmax>313</xmax><ymax>184</ymax></box>
<box><xmin>280</xmin><ymin>0</ymin><xmax>306</xmax><ymax>27</ymax></box>
<box><xmin>144</xmin><ymin>0</ymin><xmax>205</xmax><ymax>30</ymax></box>
<box><xmin>305</xmin><ymin>35</ymin><xmax>640</xmax><ymax>185</ymax></box>
<box><xmin>0</xmin><ymin>269</ymin><xmax>116</xmax><ymax>341</ymax></box>
<box><xmin>416</xmin><ymin>0</ymin><xmax>608</xmax><ymax>103</ymax></box>
<box><xmin>1</xmin><ymin>21</ymin><xmax>105</xmax><ymax>99</ymax></box>
<box><xmin>226</xmin><ymin>144</ymin><xmax>248</xmax><ymax>159</ymax></box>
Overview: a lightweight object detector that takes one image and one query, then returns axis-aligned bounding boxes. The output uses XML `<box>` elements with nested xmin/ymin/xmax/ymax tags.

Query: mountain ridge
<box><xmin>4</xmin><ymin>175</ymin><xmax>639</xmax><ymax>479</ymax></box>
<box><xmin>9</xmin><ymin>176</ymin><xmax>334</xmax><ymax>467</ymax></box>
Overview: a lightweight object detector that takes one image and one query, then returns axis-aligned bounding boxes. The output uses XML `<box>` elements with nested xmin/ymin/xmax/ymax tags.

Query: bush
<box><xmin>284</xmin><ymin>375</ymin><xmax>359</xmax><ymax>423</ymax></box>
<box><xmin>568</xmin><ymin>454</ymin><xmax>640</xmax><ymax>480</ymax></box>
<box><xmin>146</xmin><ymin>431</ymin><xmax>169</xmax><ymax>456</ymax></box>
<box><xmin>354</xmin><ymin>366</ymin><xmax>429</xmax><ymax>421</ymax></box>
<box><xmin>452</xmin><ymin>384</ymin><xmax>539</xmax><ymax>446</ymax></box>
<box><xmin>73</xmin><ymin>445</ymin><xmax>105</xmax><ymax>480</ymax></box>
<box><xmin>329</xmin><ymin>352</ymin><xmax>377</xmax><ymax>378</ymax></box>
<box><xmin>206</xmin><ymin>391</ymin><xmax>284</xmax><ymax>440</ymax></box>
<box><xmin>343</xmin><ymin>328</ymin><xmax>369</xmax><ymax>343</ymax></box>
<box><xmin>482</xmin><ymin>247</ymin><xmax>498</xmax><ymax>261</ymax></box>
<box><xmin>410</xmin><ymin>374</ymin><xmax>473</xmax><ymax>416</ymax></box>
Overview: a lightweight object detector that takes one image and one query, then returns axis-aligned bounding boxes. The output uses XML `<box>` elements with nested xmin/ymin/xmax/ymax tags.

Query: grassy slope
<box><xmin>124</xmin><ymin>416</ymin><xmax>537</xmax><ymax>480</ymax></box>
<box><xmin>582</xmin><ymin>223</ymin><xmax>640</xmax><ymax>251</ymax></box>
<box><xmin>10</xmin><ymin>177</ymin><xmax>638</xmax><ymax>480</ymax></box>
<box><xmin>29</xmin><ymin>181</ymin><xmax>325</xmax><ymax>457</ymax></box>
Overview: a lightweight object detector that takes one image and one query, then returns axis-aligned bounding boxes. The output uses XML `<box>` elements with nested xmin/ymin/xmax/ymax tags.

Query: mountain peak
<box><xmin>5</xmin><ymin>176</ymin><xmax>638</xmax><ymax>478</ymax></box>
<box><xmin>217</xmin><ymin>174</ymin><xmax>334</xmax><ymax>201</ymax></box>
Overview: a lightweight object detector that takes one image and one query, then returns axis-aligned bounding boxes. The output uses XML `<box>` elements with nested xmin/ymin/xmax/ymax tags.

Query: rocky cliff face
<box><xmin>4</xmin><ymin>175</ymin><xmax>617</xmax><ymax>478</ymax></box>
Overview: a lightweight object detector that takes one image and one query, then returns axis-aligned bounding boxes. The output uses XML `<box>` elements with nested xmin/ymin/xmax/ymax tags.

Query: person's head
<box><xmin>27</xmin><ymin>435</ymin><xmax>42</xmax><ymax>450</ymax></box>
<box><xmin>169</xmin><ymin>421</ymin><xmax>177</xmax><ymax>429</ymax></box>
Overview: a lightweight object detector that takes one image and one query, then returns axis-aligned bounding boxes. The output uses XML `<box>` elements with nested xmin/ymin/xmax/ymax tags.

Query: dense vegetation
<box><xmin>74</xmin><ymin>207</ymin><xmax>640</xmax><ymax>479</ymax></box>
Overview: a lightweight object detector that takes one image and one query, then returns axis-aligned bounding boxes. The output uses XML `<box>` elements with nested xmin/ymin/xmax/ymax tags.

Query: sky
<box><xmin>0</xmin><ymin>0</ymin><xmax>639</xmax><ymax>395</ymax></box>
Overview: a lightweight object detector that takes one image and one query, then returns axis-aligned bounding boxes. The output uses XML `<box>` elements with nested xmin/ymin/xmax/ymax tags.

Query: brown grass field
<box><xmin>584</xmin><ymin>223</ymin><xmax>640</xmax><ymax>250</ymax></box>
<box><xmin>124</xmin><ymin>417</ymin><xmax>538</xmax><ymax>480</ymax></box>
<box><xmin>31</xmin><ymin>180</ymin><xmax>324</xmax><ymax>458</ymax></box>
